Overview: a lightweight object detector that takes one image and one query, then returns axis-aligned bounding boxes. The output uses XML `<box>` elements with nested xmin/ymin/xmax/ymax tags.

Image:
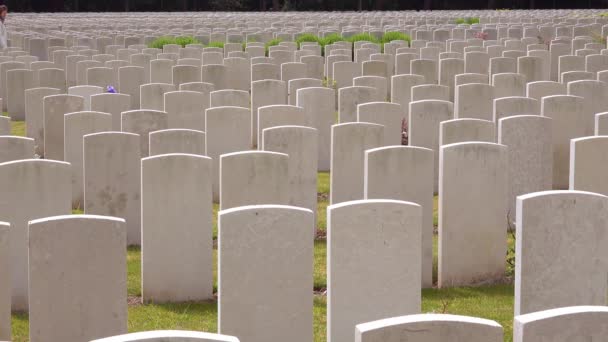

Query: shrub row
<box><xmin>149</xmin><ymin>31</ymin><xmax>413</xmax><ymax>56</ymax></box>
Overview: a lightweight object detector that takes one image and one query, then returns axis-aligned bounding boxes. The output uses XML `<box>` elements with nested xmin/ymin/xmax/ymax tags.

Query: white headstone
<box><xmin>218</xmin><ymin>205</ymin><xmax>313</xmax><ymax>342</ymax></box>
<box><xmin>328</xmin><ymin>199</ymin><xmax>422</xmax><ymax>342</ymax></box>
<box><xmin>141</xmin><ymin>154</ymin><xmax>213</xmax><ymax>302</ymax></box>
<box><xmin>28</xmin><ymin>215</ymin><xmax>127</xmax><ymax>342</ymax></box>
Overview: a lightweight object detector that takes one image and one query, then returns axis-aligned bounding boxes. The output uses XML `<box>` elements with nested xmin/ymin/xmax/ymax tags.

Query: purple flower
<box><xmin>106</xmin><ymin>86</ymin><xmax>116</xmax><ymax>93</ymax></box>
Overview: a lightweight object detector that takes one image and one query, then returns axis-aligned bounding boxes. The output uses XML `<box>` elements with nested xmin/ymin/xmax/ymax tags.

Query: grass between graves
<box><xmin>10</xmin><ymin>119</ymin><xmax>25</xmax><ymax>137</ymax></box>
<box><xmin>11</xmin><ymin>145</ymin><xmax>516</xmax><ymax>342</ymax></box>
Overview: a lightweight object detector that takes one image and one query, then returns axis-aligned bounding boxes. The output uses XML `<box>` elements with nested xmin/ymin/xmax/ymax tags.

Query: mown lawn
<box><xmin>11</xmin><ymin>125</ymin><xmax>516</xmax><ymax>342</ymax></box>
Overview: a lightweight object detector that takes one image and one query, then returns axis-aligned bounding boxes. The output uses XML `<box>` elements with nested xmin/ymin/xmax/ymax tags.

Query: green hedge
<box><xmin>148</xmin><ymin>36</ymin><xmax>202</xmax><ymax>49</ymax></box>
<box><xmin>265</xmin><ymin>38</ymin><xmax>283</xmax><ymax>55</ymax></box>
<box><xmin>294</xmin><ymin>31</ymin><xmax>411</xmax><ymax>55</ymax></box>
<box><xmin>149</xmin><ymin>32</ymin><xmax>413</xmax><ymax>55</ymax></box>
<box><xmin>455</xmin><ymin>17</ymin><xmax>480</xmax><ymax>25</ymax></box>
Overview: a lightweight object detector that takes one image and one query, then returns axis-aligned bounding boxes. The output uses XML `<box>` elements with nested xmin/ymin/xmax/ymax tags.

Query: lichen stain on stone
<box><xmin>96</xmin><ymin>186</ymin><xmax>127</xmax><ymax>216</ymax></box>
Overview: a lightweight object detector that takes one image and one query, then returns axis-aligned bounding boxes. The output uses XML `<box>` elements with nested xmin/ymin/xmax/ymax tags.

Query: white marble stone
<box><xmin>0</xmin><ymin>159</ymin><xmax>71</xmax><ymax>311</ymax></box>
<box><xmin>498</xmin><ymin>115</ymin><xmax>553</xmax><ymax>220</ymax></box>
<box><xmin>355</xmin><ymin>314</ymin><xmax>503</xmax><ymax>342</ymax></box>
<box><xmin>28</xmin><ymin>215</ymin><xmax>126</xmax><ymax>342</ymax></box>
<box><xmin>330</xmin><ymin>122</ymin><xmax>384</xmax><ymax>204</ymax></box>
<box><xmin>514</xmin><ymin>306</ymin><xmax>608</xmax><ymax>342</ymax></box>
<box><xmin>219</xmin><ymin>205</ymin><xmax>313</xmax><ymax>342</ymax></box>
<box><xmin>84</xmin><ymin>132</ymin><xmax>141</xmax><ymax>245</ymax></box>
<box><xmin>364</xmin><ymin>146</ymin><xmax>434</xmax><ymax>288</ymax></box>
<box><xmin>141</xmin><ymin>154</ymin><xmax>213</xmax><ymax>303</ymax></box>
<box><xmin>515</xmin><ymin>191</ymin><xmax>608</xmax><ymax>315</ymax></box>
<box><xmin>64</xmin><ymin>111</ymin><xmax>113</xmax><ymax>208</ymax></box>
<box><xmin>439</xmin><ymin>142</ymin><xmax>508</xmax><ymax>287</ymax></box>
<box><xmin>220</xmin><ymin>151</ymin><xmax>289</xmax><ymax>210</ymax></box>
<box><xmin>90</xmin><ymin>330</ymin><xmax>240</xmax><ymax>342</ymax></box>
<box><xmin>329</xmin><ymin>199</ymin><xmax>422</xmax><ymax>342</ymax></box>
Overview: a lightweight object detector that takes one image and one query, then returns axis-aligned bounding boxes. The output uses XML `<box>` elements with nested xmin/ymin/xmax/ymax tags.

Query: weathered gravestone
<box><xmin>141</xmin><ymin>154</ymin><xmax>213</xmax><ymax>303</ymax></box>
<box><xmin>219</xmin><ymin>205</ymin><xmax>313</xmax><ymax>342</ymax></box>
<box><xmin>296</xmin><ymin>87</ymin><xmax>334</xmax><ymax>171</ymax></box>
<box><xmin>357</xmin><ymin>102</ymin><xmax>402</xmax><ymax>145</ymax></box>
<box><xmin>328</xmin><ymin>200</ymin><xmax>422</xmax><ymax>342</ymax></box>
<box><xmin>121</xmin><ymin>110</ymin><xmax>169</xmax><ymax>157</ymax></box>
<box><xmin>149</xmin><ymin>129</ymin><xmax>205</xmax><ymax>156</ymax></box>
<box><xmin>28</xmin><ymin>215</ymin><xmax>127</xmax><ymax>342</ymax></box>
<box><xmin>364</xmin><ymin>146</ymin><xmax>434</xmax><ymax>288</ymax></box>
<box><xmin>330</xmin><ymin>122</ymin><xmax>384</xmax><ymax>204</ymax></box>
<box><xmin>84</xmin><ymin>132</ymin><xmax>141</xmax><ymax>246</ymax></box>
<box><xmin>90</xmin><ymin>330</ymin><xmax>240</xmax><ymax>342</ymax></box>
<box><xmin>68</xmin><ymin>85</ymin><xmax>104</xmax><ymax>111</ymax></box>
<box><xmin>498</xmin><ymin>115</ymin><xmax>553</xmax><ymax>218</ymax></box>
<box><xmin>355</xmin><ymin>314</ymin><xmax>503</xmax><ymax>342</ymax></box>
<box><xmin>0</xmin><ymin>136</ymin><xmax>34</xmax><ymax>162</ymax></box>
<box><xmin>6</xmin><ymin>69</ymin><xmax>34</xmax><ymax>120</ymax></box>
<box><xmin>439</xmin><ymin>118</ymin><xmax>495</xmax><ymax>145</ymax></box>
<box><xmin>569</xmin><ymin>136</ymin><xmax>608</xmax><ymax>195</ymax></box>
<box><xmin>409</xmin><ymin>100</ymin><xmax>453</xmax><ymax>192</ymax></box>
<box><xmin>257</xmin><ymin>105</ymin><xmax>306</xmax><ymax>146</ymax></box>
<box><xmin>515</xmin><ymin>191</ymin><xmax>608</xmax><ymax>315</ymax></box>
<box><xmin>220</xmin><ymin>151</ymin><xmax>289</xmax><ymax>210</ymax></box>
<box><xmin>338</xmin><ymin>86</ymin><xmax>380</xmax><ymax>123</ymax></box>
<box><xmin>25</xmin><ymin>87</ymin><xmax>60</xmax><ymax>156</ymax></box>
<box><xmin>43</xmin><ymin>94</ymin><xmax>84</xmax><ymax>160</ymax></box>
<box><xmin>140</xmin><ymin>83</ymin><xmax>176</xmax><ymax>111</ymax></box>
<box><xmin>541</xmin><ymin>95</ymin><xmax>586</xmax><ymax>189</ymax></box>
<box><xmin>205</xmin><ymin>106</ymin><xmax>251</xmax><ymax>202</ymax></box>
<box><xmin>513</xmin><ymin>306</ymin><xmax>608</xmax><ymax>342</ymax></box>
<box><xmin>91</xmin><ymin>93</ymin><xmax>131</xmax><ymax>131</ymax></box>
<box><xmin>64</xmin><ymin>111</ymin><xmax>113</xmax><ymax>208</ymax></box>
<box><xmin>210</xmin><ymin>89</ymin><xmax>249</xmax><ymax>108</ymax></box>
<box><xmin>439</xmin><ymin>142</ymin><xmax>508</xmax><ymax>288</ymax></box>
<box><xmin>0</xmin><ymin>159</ymin><xmax>71</xmax><ymax>311</ymax></box>
<box><xmin>262</xmin><ymin>126</ymin><xmax>318</xmax><ymax>224</ymax></box>
<box><xmin>0</xmin><ymin>222</ymin><xmax>9</xmax><ymax>341</ymax></box>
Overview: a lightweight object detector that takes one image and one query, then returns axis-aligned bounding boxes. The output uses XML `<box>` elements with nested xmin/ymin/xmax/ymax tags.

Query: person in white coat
<box><xmin>0</xmin><ymin>5</ymin><xmax>8</xmax><ymax>50</ymax></box>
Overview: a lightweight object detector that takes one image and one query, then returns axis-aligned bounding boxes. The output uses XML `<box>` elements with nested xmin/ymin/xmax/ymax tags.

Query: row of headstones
<box><xmin>0</xmin><ymin>191</ymin><xmax>606</xmax><ymax>342</ymax></box>
<box><xmin>83</xmin><ymin>306</ymin><xmax>608</xmax><ymax>342</ymax></box>
<box><xmin>8</xmin><ymin>16</ymin><xmax>608</xmax><ymax>44</ymax></box>
<box><xmin>7</xmin><ymin>12</ymin><xmax>608</xmax><ymax>45</ymax></box>
<box><xmin>4</xmin><ymin>17</ymin><xmax>607</xmax><ymax>77</ymax></box>
<box><xmin>4</xmin><ymin>307</ymin><xmax>606</xmax><ymax>341</ymax></box>
<box><xmin>2</xmin><ymin>28</ymin><xmax>606</xmax><ymax>118</ymax></box>
<box><xmin>8</xmin><ymin>62</ymin><xmax>608</xmax><ymax>209</ymax></box>
<box><xmin>4</xmin><ymin>78</ymin><xmax>606</xmax><ymax>292</ymax></box>
<box><xmin>14</xmin><ymin>79</ymin><xmax>604</xmax><ymax>209</ymax></box>
<box><xmin>1</xmin><ymin>114</ymin><xmax>607</xmax><ymax>303</ymax></box>
<box><xmin>1</xmin><ymin>19</ymin><xmax>606</xmax><ymax>113</ymax></box>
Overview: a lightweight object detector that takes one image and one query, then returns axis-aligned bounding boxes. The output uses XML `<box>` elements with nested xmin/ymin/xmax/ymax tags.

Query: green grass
<box><xmin>422</xmin><ymin>285</ymin><xmax>514</xmax><ymax>341</ymax></box>
<box><xmin>317</xmin><ymin>172</ymin><xmax>330</xmax><ymax>233</ymax></box>
<box><xmin>313</xmin><ymin>240</ymin><xmax>327</xmax><ymax>290</ymax></box>
<box><xmin>148</xmin><ymin>36</ymin><xmax>201</xmax><ymax>49</ymax></box>
<box><xmin>265</xmin><ymin>38</ymin><xmax>283</xmax><ymax>56</ymax></box>
<box><xmin>206</xmin><ymin>41</ymin><xmax>225</xmax><ymax>49</ymax></box>
<box><xmin>11</xmin><ymin>171</ymin><xmax>517</xmax><ymax>342</ymax></box>
<box><xmin>11</xmin><ymin>121</ymin><xmax>24</xmax><ymax>137</ymax></box>
<box><xmin>456</xmin><ymin>17</ymin><xmax>480</xmax><ymax>25</ymax></box>
<box><xmin>346</xmin><ymin>32</ymin><xmax>379</xmax><ymax>44</ymax></box>
<box><xmin>317</xmin><ymin>172</ymin><xmax>329</xmax><ymax>195</ymax></box>
<box><xmin>380</xmin><ymin>31</ymin><xmax>412</xmax><ymax>46</ymax></box>
<box><xmin>433</xmin><ymin>195</ymin><xmax>438</xmax><ymax>226</ymax></box>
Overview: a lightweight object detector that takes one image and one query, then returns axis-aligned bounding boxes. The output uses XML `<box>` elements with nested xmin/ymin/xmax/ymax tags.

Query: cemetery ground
<box><xmin>8</xmin><ymin>117</ymin><xmax>515</xmax><ymax>342</ymax></box>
